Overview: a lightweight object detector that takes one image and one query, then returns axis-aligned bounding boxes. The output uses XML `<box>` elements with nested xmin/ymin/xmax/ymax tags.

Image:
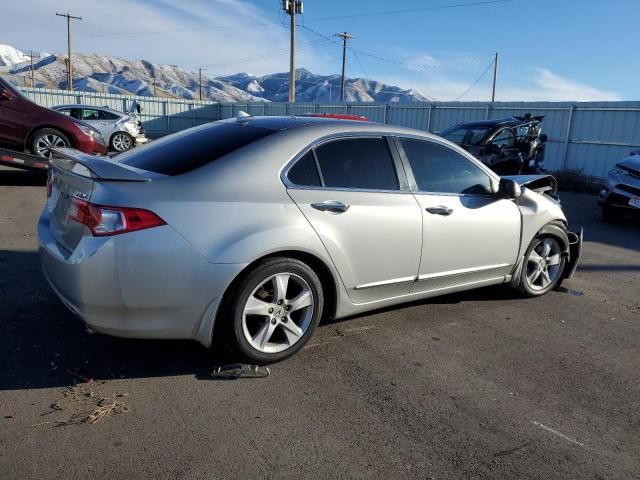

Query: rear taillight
<box><xmin>68</xmin><ymin>198</ymin><xmax>165</xmax><ymax>236</ymax></box>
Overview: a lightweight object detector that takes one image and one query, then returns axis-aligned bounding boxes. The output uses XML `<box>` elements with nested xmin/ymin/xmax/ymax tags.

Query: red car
<box><xmin>0</xmin><ymin>77</ymin><xmax>107</xmax><ymax>158</ymax></box>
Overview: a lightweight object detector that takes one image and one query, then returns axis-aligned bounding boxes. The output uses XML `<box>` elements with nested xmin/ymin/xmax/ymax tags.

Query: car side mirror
<box><xmin>497</xmin><ymin>178</ymin><xmax>522</xmax><ymax>198</ymax></box>
<box><xmin>539</xmin><ymin>133</ymin><xmax>548</xmax><ymax>143</ymax></box>
<box><xmin>0</xmin><ymin>88</ymin><xmax>15</xmax><ymax>101</ymax></box>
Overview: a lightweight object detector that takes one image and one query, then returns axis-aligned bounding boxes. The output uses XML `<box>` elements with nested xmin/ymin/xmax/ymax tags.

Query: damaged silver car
<box><xmin>38</xmin><ymin>115</ymin><xmax>582</xmax><ymax>363</ymax></box>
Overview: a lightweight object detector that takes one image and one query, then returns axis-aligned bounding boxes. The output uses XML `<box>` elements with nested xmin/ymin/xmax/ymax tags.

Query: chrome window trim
<box><xmin>281</xmin><ymin>132</ymin><xmax>411</xmax><ymax>193</ymax></box>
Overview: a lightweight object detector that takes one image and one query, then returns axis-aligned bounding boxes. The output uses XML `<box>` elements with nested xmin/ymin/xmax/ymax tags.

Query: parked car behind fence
<box><xmin>52</xmin><ymin>102</ymin><xmax>148</xmax><ymax>153</ymax></box>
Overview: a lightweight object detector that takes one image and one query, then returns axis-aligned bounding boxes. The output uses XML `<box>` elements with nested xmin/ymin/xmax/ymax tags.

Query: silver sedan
<box><xmin>38</xmin><ymin>116</ymin><xmax>582</xmax><ymax>362</ymax></box>
<box><xmin>52</xmin><ymin>103</ymin><xmax>148</xmax><ymax>152</ymax></box>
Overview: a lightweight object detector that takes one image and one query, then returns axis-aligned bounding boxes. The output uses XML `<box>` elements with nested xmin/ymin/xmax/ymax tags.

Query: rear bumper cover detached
<box><xmin>563</xmin><ymin>227</ymin><xmax>583</xmax><ymax>279</ymax></box>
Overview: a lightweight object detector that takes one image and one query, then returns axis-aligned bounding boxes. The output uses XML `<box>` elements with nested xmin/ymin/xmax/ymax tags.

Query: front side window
<box><xmin>313</xmin><ymin>137</ymin><xmax>399</xmax><ymax>191</ymax></box>
<box><xmin>401</xmin><ymin>138</ymin><xmax>492</xmax><ymax>195</ymax></box>
<box><xmin>491</xmin><ymin>129</ymin><xmax>516</xmax><ymax>147</ymax></box>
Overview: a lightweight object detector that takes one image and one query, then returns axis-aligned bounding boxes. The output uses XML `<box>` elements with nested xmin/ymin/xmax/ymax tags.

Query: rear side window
<box><xmin>401</xmin><ymin>138</ymin><xmax>492</xmax><ymax>195</ymax></box>
<box><xmin>120</xmin><ymin>123</ymin><xmax>275</xmax><ymax>176</ymax></box>
<box><xmin>288</xmin><ymin>151</ymin><xmax>321</xmax><ymax>186</ymax></box>
<box><xmin>314</xmin><ymin>138</ymin><xmax>398</xmax><ymax>190</ymax></box>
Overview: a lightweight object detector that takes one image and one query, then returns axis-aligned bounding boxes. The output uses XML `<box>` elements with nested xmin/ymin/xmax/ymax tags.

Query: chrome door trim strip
<box><xmin>354</xmin><ymin>275</ymin><xmax>417</xmax><ymax>290</ymax></box>
<box><xmin>417</xmin><ymin>263</ymin><xmax>510</xmax><ymax>281</ymax></box>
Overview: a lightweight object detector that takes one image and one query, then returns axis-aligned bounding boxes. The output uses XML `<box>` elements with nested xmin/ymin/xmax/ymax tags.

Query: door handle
<box><xmin>311</xmin><ymin>200</ymin><xmax>350</xmax><ymax>213</ymax></box>
<box><xmin>426</xmin><ymin>205</ymin><xmax>453</xmax><ymax>216</ymax></box>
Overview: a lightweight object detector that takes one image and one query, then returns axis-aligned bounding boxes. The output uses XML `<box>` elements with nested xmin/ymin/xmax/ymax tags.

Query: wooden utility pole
<box><xmin>199</xmin><ymin>68</ymin><xmax>203</xmax><ymax>100</ymax></box>
<box><xmin>491</xmin><ymin>52</ymin><xmax>499</xmax><ymax>103</ymax></box>
<box><xmin>28</xmin><ymin>51</ymin><xmax>35</xmax><ymax>87</ymax></box>
<box><xmin>283</xmin><ymin>1</ymin><xmax>303</xmax><ymax>102</ymax></box>
<box><xmin>56</xmin><ymin>12</ymin><xmax>82</xmax><ymax>91</ymax></box>
<box><xmin>336</xmin><ymin>32</ymin><xmax>353</xmax><ymax>103</ymax></box>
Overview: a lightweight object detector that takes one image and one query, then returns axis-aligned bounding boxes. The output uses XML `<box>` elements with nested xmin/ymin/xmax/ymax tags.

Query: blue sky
<box><xmin>2</xmin><ymin>0</ymin><xmax>638</xmax><ymax>101</ymax></box>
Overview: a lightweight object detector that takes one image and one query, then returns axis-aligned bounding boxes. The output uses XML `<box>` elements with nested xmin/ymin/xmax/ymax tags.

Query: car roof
<box><xmin>228</xmin><ymin>115</ymin><xmax>431</xmax><ymax>136</ymax></box>
<box><xmin>52</xmin><ymin>104</ymin><xmax>125</xmax><ymax>116</ymax></box>
<box><xmin>452</xmin><ymin>118</ymin><xmax>524</xmax><ymax>129</ymax></box>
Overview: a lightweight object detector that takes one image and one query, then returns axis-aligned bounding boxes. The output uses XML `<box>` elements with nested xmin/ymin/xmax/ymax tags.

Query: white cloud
<box><xmin>382</xmin><ymin>65</ymin><xmax>621</xmax><ymax>102</ymax></box>
<box><xmin>0</xmin><ymin>0</ymin><xmax>330</xmax><ymax>76</ymax></box>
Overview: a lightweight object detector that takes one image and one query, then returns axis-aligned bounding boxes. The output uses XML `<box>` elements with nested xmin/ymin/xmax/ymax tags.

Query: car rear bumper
<box><xmin>38</xmin><ymin>209</ymin><xmax>246</xmax><ymax>346</ymax></box>
<box><xmin>133</xmin><ymin>135</ymin><xmax>149</xmax><ymax>145</ymax></box>
<box><xmin>563</xmin><ymin>227</ymin><xmax>583</xmax><ymax>279</ymax></box>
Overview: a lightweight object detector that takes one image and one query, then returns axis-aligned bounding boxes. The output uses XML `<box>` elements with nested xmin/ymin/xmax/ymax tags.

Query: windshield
<box><xmin>441</xmin><ymin>126</ymin><xmax>493</xmax><ymax>147</ymax></box>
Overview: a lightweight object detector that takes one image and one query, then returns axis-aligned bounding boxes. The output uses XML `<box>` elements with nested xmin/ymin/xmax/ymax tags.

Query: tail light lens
<box><xmin>68</xmin><ymin>198</ymin><xmax>165</xmax><ymax>236</ymax></box>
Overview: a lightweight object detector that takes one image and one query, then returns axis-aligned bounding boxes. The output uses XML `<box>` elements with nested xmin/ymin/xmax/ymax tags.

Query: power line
<box><xmin>199</xmin><ymin>38</ymin><xmax>331</xmax><ymax>72</ymax></box>
<box><xmin>299</xmin><ymin>25</ymin><xmax>485</xmax><ymax>71</ymax></box>
<box><xmin>303</xmin><ymin>0</ymin><xmax>519</xmax><ymax>22</ymax></box>
<box><xmin>84</xmin><ymin>0</ymin><xmax>519</xmax><ymax>38</ymax></box>
<box><xmin>454</xmin><ymin>58</ymin><xmax>495</xmax><ymax>101</ymax></box>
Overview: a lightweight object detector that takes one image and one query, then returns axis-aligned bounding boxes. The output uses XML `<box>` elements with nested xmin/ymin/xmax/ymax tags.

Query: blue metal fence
<box><xmin>20</xmin><ymin>87</ymin><xmax>640</xmax><ymax>178</ymax></box>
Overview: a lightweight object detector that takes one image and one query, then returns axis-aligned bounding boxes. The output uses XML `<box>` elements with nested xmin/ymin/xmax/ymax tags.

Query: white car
<box><xmin>52</xmin><ymin>102</ymin><xmax>148</xmax><ymax>152</ymax></box>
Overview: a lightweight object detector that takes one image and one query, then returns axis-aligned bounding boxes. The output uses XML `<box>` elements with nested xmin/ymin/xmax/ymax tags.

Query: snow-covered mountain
<box><xmin>0</xmin><ymin>44</ymin><xmax>429</xmax><ymax>103</ymax></box>
<box><xmin>218</xmin><ymin>69</ymin><xmax>429</xmax><ymax>103</ymax></box>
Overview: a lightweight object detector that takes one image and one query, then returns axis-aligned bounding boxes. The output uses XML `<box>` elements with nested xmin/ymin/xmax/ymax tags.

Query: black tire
<box><xmin>517</xmin><ymin>234</ymin><xmax>567</xmax><ymax>297</ymax></box>
<box><xmin>222</xmin><ymin>257</ymin><xmax>324</xmax><ymax>364</ymax></box>
<box><xmin>30</xmin><ymin>128</ymin><xmax>71</xmax><ymax>158</ymax></box>
<box><xmin>602</xmin><ymin>205</ymin><xmax>624</xmax><ymax>222</ymax></box>
<box><xmin>110</xmin><ymin>131</ymin><xmax>134</xmax><ymax>152</ymax></box>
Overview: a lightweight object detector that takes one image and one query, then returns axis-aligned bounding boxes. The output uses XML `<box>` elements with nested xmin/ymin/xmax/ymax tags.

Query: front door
<box><xmin>0</xmin><ymin>90</ymin><xmax>25</xmax><ymax>149</ymax></box>
<box><xmin>285</xmin><ymin>137</ymin><xmax>422</xmax><ymax>304</ymax></box>
<box><xmin>396</xmin><ymin>137</ymin><xmax>521</xmax><ymax>293</ymax></box>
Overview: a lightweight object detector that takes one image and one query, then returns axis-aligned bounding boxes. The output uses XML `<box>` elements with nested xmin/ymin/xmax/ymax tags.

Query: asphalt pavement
<box><xmin>0</xmin><ymin>167</ymin><xmax>638</xmax><ymax>479</ymax></box>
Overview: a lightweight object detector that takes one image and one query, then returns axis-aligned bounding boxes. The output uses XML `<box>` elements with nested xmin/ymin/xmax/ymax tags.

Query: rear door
<box><xmin>81</xmin><ymin>108</ymin><xmax>117</xmax><ymax>140</ymax></box>
<box><xmin>396</xmin><ymin>137</ymin><xmax>521</xmax><ymax>293</ymax></box>
<box><xmin>285</xmin><ymin>136</ymin><xmax>422</xmax><ymax>304</ymax></box>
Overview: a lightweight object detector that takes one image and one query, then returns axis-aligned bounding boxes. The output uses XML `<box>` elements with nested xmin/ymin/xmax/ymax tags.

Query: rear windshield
<box><xmin>119</xmin><ymin>122</ymin><xmax>275</xmax><ymax>175</ymax></box>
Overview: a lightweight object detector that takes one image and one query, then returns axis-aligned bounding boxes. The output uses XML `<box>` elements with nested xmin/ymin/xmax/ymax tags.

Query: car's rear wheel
<box><xmin>517</xmin><ymin>235</ymin><xmax>566</xmax><ymax>297</ymax></box>
<box><xmin>225</xmin><ymin>258</ymin><xmax>323</xmax><ymax>363</ymax></box>
<box><xmin>31</xmin><ymin>128</ymin><xmax>71</xmax><ymax>158</ymax></box>
<box><xmin>110</xmin><ymin>132</ymin><xmax>133</xmax><ymax>152</ymax></box>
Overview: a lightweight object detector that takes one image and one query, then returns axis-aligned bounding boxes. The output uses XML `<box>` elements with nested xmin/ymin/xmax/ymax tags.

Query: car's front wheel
<box><xmin>110</xmin><ymin>132</ymin><xmax>134</xmax><ymax>152</ymax></box>
<box><xmin>517</xmin><ymin>235</ymin><xmax>566</xmax><ymax>297</ymax></box>
<box><xmin>224</xmin><ymin>258</ymin><xmax>324</xmax><ymax>363</ymax></box>
<box><xmin>31</xmin><ymin>128</ymin><xmax>71</xmax><ymax>158</ymax></box>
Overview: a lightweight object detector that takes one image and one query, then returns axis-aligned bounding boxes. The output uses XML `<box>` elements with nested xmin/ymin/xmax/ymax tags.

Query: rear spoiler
<box><xmin>50</xmin><ymin>148</ymin><xmax>151</xmax><ymax>182</ymax></box>
<box><xmin>502</xmin><ymin>174</ymin><xmax>558</xmax><ymax>197</ymax></box>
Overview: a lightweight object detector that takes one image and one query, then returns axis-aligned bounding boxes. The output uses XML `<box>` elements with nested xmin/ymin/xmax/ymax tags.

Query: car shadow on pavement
<box><xmin>0</xmin><ymin>168</ymin><xmax>47</xmax><ymax>187</ymax></box>
<box><xmin>0</xmin><ymin>250</ymin><xmax>241</xmax><ymax>392</ymax></box>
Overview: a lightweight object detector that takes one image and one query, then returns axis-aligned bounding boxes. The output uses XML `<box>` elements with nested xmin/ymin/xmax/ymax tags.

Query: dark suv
<box><xmin>441</xmin><ymin>114</ymin><xmax>547</xmax><ymax>175</ymax></box>
<box><xmin>0</xmin><ymin>77</ymin><xmax>107</xmax><ymax>158</ymax></box>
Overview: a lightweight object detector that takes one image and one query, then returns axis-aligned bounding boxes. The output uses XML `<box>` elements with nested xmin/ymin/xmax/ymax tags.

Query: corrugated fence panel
<box><xmin>18</xmin><ymin>87</ymin><xmax>640</xmax><ymax>178</ymax></box>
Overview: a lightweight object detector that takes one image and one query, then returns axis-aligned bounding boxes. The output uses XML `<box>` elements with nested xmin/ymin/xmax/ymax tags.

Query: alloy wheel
<box><xmin>241</xmin><ymin>273</ymin><xmax>314</xmax><ymax>354</ymax></box>
<box><xmin>525</xmin><ymin>238</ymin><xmax>563</xmax><ymax>291</ymax></box>
<box><xmin>36</xmin><ymin>134</ymin><xmax>67</xmax><ymax>158</ymax></box>
<box><xmin>112</xmin><ymin>133</ymin><xmax>132</xmax><ymax>152</ymax></box>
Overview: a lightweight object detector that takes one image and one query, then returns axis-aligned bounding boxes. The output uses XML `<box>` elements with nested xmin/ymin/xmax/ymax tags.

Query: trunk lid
<box><xmin>46</xmin><ymin>164</ymin><xmax>95</xmax><ymax>253</ymax></box>
<box><xmin>46</xmin><ymin>148</ymin><xmax>153</xmax><ymax>253</ymax></box>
